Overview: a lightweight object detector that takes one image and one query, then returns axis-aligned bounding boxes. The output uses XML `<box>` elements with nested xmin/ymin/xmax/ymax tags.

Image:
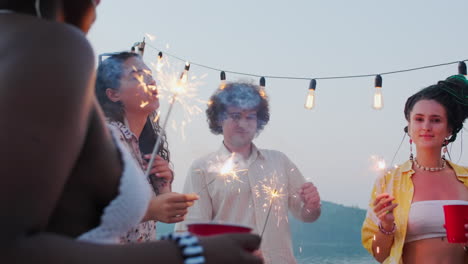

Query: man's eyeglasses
<box><xmin>226</xmin><ymin>112</ymin><xmax>257</xmax><ymax>122</ymax></box>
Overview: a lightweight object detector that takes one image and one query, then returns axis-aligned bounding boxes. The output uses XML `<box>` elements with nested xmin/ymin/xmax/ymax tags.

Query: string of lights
<box><xmin>129</xmin><ymin>39</ymin><xmax>468</xmax><ymax>111</ymax></box>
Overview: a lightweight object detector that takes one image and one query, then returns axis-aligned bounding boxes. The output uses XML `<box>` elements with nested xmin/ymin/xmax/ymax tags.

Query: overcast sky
<box><xmin>88</xmin><ymin>0</ymin><xmax>468</xmax><ymax>208</ymax></box>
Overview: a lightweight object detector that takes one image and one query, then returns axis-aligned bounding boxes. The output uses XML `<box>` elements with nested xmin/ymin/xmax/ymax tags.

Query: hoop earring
<box><xmin>409</xmin><ymin>138</ymin><xmax>414</xmax><ymax>161</ymax></box>
<box><xmin>442</xmin><ymin>139</ymin><xmax>449</xmax><ymax>160</ymax></box>
<box><xmin>35</xmin><ymin>0</ymin><xmax>42</xmax><ymax>18</ymax></box>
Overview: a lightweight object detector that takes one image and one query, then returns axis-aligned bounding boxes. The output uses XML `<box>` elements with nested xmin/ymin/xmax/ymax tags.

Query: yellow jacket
<box><xmin>361</xmin><ymin>160</ymin><xmax>468</xmax><ymax>264</ymax></box>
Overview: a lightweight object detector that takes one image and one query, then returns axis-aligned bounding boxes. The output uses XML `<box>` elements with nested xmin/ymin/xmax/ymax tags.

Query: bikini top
<box><xmin>405</xmin><ymin>200</ymin><xmax>468</xmax><ymax>243</ymax></box>
<box><xmin>76</xmin><ymin>126</ymin><xmax>152</xmax><ymax>244</ymax></box>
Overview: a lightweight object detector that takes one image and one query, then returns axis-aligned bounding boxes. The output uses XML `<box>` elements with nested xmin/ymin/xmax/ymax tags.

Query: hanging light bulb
<box><xmin>259</xmin><ymin>77</ymin><xmax>267</xmax><ymax>98</ymax></box>
<box><xmin>130</xmin><ymin>38</ymin><xmax>146</xmax><ymax>57</ymax></box>
<box><xmin>179</xmin><ymin>61</ymin><xmax>190</xmax><ymax>82</ymax></box>
<box><xmin>220</xmin><ymin>71</ymin><xmax>226</xmax><ymax>82</ymax></box>
<box><xmin>373</xmin><ymin>75</ymin><xmax>383</xmax><ymax>110</ymax></box>
<box><xmin>304</xmin><ymin>79</ymin><xmax>316</xmax><ymax>110</ymax></box>
<box><xmin>137</xmin><ymin>38</ymin><xmax>146</xmax><ymax>57</ymax></box>
<box><xmin>459</xmin><ymin>61</ymin><xmax>467</xmax><ymax>76</ymax></box>
<box><xmin>174</xmin><ymin>62</ymin><xmax>190</xmax><ymax>94</ymax></box>
<box><xmin>259</xmin><ymin>77</ymin><xmax>266</xmax><ymax>88</ymax></box>
<box><xmin>220</xmin><ymin>71</ymin><xmax>226</xmax><ymax>89</ymax></box>
<box><xmin>156</xmin><ymin>52</ymin><xmax>163</xmax><ymax>72</ymax></box>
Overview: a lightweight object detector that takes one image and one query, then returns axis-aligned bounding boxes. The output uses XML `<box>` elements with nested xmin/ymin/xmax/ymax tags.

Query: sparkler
<box><xmin>150</xmin><ymin>53</ymin><xmax>206</xmax><ymax>140</ymax></box>
<box><xmin>260</xmin><ymin>188</ymin><xmax>279</xmax><ymax>238</ymax></box>
<box><xmin>196</xmin><ymin>153</ymin><xmax>245</xmax><ymax>195</ymax></box>
<box><xmin>370</xmin><ymin>155</ymin><xmax>388</xmax><ymax>193</ymax></box>
<box><xmin>144</xmin><ymin>62</ymin><xmax>190</xmax><ymax>181</ymax></box>
<box><xmin>254</xmin><ymin>172</ymin><xmax>287</xmax><ymax>226</ymax></box>
<box><xmin>254</xmin><ymin>171</ymin><xmax>287</xmax><ymax>239</ymax></box>
<box><xmin>142</xmin><ymin>36</ymin><xmax>207</xmax><ymax>141</ymax></box>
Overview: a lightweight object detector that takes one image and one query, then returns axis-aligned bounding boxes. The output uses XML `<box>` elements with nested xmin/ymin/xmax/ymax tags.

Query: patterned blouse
<box><xmin>107</xmin><ymin>121</ymin><xmax>157</xmax><ymax>243</ymax></box>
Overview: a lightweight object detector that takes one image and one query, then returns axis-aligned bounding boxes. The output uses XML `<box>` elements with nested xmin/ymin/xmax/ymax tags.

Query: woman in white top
<box><xmin>0</xmin><ymin>0</ymin><xmax>262</xmax><ymax>263</ymax></box>
<box><xmin>362</xmin><ymin>75</ymin><xmax>468</xmax><ymax>264</ymax></box>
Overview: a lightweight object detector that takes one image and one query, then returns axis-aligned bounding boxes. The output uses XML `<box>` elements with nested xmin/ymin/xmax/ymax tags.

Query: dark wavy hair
<box><xmin>404</xmin><ymin>75</ymin><xmax>468</xmax><ymax>143</ymax></box>
<box><xmin>95</xmin><ymin>52</ymin><xmax>170</xmax><ymax>162</ymax></box>
<box><xmin>206</xmin><ymin>82</ymin><xmax>270</xmax><ymax>135</ymax></box>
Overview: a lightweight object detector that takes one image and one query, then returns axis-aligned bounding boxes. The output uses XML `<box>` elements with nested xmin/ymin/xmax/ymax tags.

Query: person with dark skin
<box><xmin>0</xmin><ymin>0</ymin><xmax>261</xmax><ymax>263</ymax></box>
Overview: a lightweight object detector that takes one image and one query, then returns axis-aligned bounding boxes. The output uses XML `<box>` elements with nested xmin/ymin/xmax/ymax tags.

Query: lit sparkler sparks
<box><xmin>369</xmin><ymin>155</ymin><xmax>389</xmax><ymax>193</ymax></box>
<box><xmin>148</xmin><ymin>52</ymin><xmax>207</xmax><ymax>141</ymax></box>
<box><xmin>260</xmin><ymin>188</ymin><xmax>280</xmax><ymax>238</ymax></box>
<box><xmin>152</xmin><ymin>110</ymin><xmax>161</xmax><ymax>123</ymax></box>
<box><xmin>141</xmin><ymin>34</ymin><xmax>207</xmax><ymax>140</ymax></box>
<box><xmin>370</xmin><ymin>155</ymin><xmax>387</xmax><ymax>172</ymax></box>
<box><xmin>143</xmin><ymin>63</ymin><xmax>191</xmax><ymax>182</ymax></box>
<box><xmin>253</xmin><ymin>172</ymin><xmax>287</xmax><ymax>238</ymax></box>
<box><xmin>140</xmin><ymin>101</ymin><xmax>149</xmax><ymax>108</ymax></box>
<box><xmin>197</xmin><ymin>153</ymin><xmax>246</xmax><ymax>195</ymax></box>
<box><xmin>220</xmin><ymin>153</ymin><xmax>236</xmax><ymax>177</ymax></box>
<box><xmin>145</xmin><ymin>33</ymin><xmax>157</xmax><ymax>42</ymax></box>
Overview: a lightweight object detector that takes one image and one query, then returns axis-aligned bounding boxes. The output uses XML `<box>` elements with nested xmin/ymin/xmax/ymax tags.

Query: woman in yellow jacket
<box><xmin>362</xmin><ymin>75</ymin><xmax>468</xmax><ymax>264</ymax></box>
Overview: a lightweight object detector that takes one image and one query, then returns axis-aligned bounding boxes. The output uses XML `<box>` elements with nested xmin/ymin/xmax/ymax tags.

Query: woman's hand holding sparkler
<box><xmin>144</xmin><ymin>192</ymin><xmax>199</xmax><ymax>224</ymax></box>
<box><xmin>143</xmin><ymin>154</ymin><xmax>173</xmax><ymax>193</ymax></box>
<box><xmin>373</xmin><ymin>193</ymin><xmax>398</xmax><ymax>225</ymax></box>
<box><xmin>371</xmin><ymin>193</ymin><xmax>398</xmax><ymax>260</ymax></box>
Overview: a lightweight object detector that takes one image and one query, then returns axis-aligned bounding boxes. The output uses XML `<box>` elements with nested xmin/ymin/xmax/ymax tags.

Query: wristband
<box><xmin>378</xmin><ymin>222</ymin><xmax>396</xmax><ymax>235</ymax></box>
<box><xmin>161</xmin><ymin>232</ymin><xmax>205</xmax><ymax>264</ymax></box>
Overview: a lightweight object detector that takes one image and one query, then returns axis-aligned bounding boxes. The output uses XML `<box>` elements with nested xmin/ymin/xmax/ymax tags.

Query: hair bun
<box><xmin>439</xmin><ymin>74</ymin><xmax>468</xmax><ymax>119</ymax></box>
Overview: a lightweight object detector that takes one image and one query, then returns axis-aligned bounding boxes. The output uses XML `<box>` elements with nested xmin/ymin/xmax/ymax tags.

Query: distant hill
<box><xmin>289</xmin><ymin>201</ymin><xmax>369</xmax><ymax>258</ymax></box>
<box><xmin>157</xmin><ymin>201</ymin><xmax>372</xmax><ymax>260</ymax></box>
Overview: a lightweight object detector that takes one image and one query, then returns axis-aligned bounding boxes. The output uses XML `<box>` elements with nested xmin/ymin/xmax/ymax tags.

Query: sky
<box><xmin>88</xmin><ymin>0</ymin><xmax>468</xmax><ymax>209</ymax></box>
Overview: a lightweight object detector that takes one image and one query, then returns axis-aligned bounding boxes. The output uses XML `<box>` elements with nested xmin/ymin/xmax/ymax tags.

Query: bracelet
<box><xmin>161</xmin><ymin>232</ymin><xmax>205</xmax><ymax>264</ymax></box>
<box><xmin>378</xmin><ymin>222</ymin><xmax>396</xmax><ymax>235</ymax></box>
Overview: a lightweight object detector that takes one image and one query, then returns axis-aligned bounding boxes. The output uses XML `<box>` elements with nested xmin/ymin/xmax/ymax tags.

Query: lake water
<box><xmin>157</xmin><ymin>223</ymin><xmax>378</xmax><ymax>263</ymax></box>
<box><xmin>294</xmin><ymin>243</ymin><xmax>378</xmax><ymax>264</ymax></box>
<box><xmin>297</xmin><ymin>255</ymin><xmax>377</xmax><ymax>264</ymax></box>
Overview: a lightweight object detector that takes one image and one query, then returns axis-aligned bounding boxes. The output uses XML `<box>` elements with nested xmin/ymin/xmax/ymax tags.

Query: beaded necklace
<box><xmin>413</xmin><ymin>158</ymin><xmax>446</xmax><ymax>172</ymax></box>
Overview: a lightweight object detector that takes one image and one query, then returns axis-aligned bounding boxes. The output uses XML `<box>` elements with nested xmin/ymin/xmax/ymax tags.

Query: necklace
<box><xmin>413</xmin><ymin>158</ymin><xmax>446</xmax><ymax>172</ymax></box>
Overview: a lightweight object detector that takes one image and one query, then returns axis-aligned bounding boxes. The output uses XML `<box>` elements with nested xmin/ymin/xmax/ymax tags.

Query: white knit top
<box><xmin>405</xmin><ymin>200</ymin><xmax>468</xmax><ymax>243</ymax></box>
<box><xmin>76</xmin><ymin>126</ymin><xmax>152</xmax><ymax>244</ymax></box>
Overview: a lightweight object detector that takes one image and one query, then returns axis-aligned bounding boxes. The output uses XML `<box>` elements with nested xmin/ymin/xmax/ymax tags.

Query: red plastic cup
<box><xmin>443</xmin><ymin>204</ymin><xmax>468</xmax><ymax>243</ymax></box>
<box><xmin>187</xmin><ymin>222</ymin><xmax>252</xmax><ymax>236</ymax></box>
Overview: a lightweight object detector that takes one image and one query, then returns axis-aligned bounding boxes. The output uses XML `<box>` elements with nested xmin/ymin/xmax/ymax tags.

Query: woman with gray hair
<box><xmin>96</xmin><ymin>51</ymin><xmax>198</xmax><ymax>243</ymax></box>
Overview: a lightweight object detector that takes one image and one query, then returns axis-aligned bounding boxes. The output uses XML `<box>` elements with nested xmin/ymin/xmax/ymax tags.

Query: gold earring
<box><xmin>409</xmin><ymin>138</ymin><xmax>414</xmax><ymax>161</ymax></box>
<box><xmin>442</xmin><ymin>138</ymin><xmax>449</xmax><ymax>160</ymax></box>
